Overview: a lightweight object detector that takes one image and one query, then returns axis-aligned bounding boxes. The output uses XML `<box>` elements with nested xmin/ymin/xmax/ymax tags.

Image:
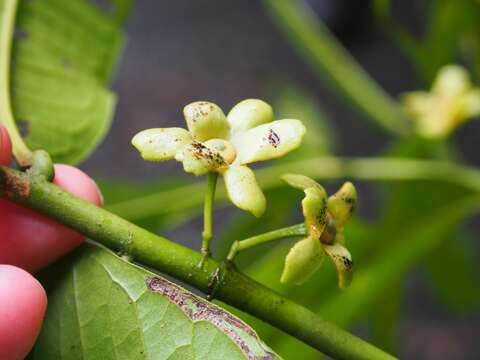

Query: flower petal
<box><xmin>432</xmin><ymin>65</ymin><xmax>470</xmax><ymax>98</ymax></box>
<box><xmin>223</xmin><ymin>165</ymin><xmax>266</xmax><ymax>217</ymax></box>
<box><xmin>227</xmin><ymin>99</ymin><xmax>274</xmax><ymax>134</ymax></box>
<box><xmin>280</xmin><ymin>236</ymin><xmax>324</xmax><ymax>285</ymax></box>
<box><xmin>402</xmin><ymin>91</ymin><xmax>432</xmax><ymax>119</ymax></box>
<box><xmin>131</xmin><ymin>128</ymin><xmax>192</xmax><ymax>161</ymax></box>
<box><xmin>282</xmin><ymin>173</ymin><xmax>328</xmax><ymax>238</ymax></box>
<box><xmin>302</xmin><ymin>187</ymin><xmax>328</xmax><ymax>239</ymax></box>
<box><xmin>323</xmin><ymin>243</ymin><xmax>353</xmax><ymax>289</ymax></box>
<box><xmin>327</xmin><ymin>182</ymin><xmax>357</xmax><ymax>227</ymax></box>
<box><xmin>463</xmin><ymin>89</ymin><xmax>480</xmax><ymax>119</ymax></box>
<box><xmin>175</xmin><ymin>142</ymin><xmax>226</xmax><ymax>176</ymax></box>
<box><xmin>281</xmin><ymin>173</ymin><xmax>322</xmax><ymax>191</ymax></box>
<box><xmin>232</xmin><ymin>119</ymin><xmax>306</xmax><ymax>164</ymax></box>
<box><xmin>183</xmin><ymin>101</ymin><xmax>230</xmax><ymax>141</ymax></box>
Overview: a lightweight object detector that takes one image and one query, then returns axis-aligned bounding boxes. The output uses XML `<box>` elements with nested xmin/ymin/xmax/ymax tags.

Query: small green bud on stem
<box><xmin>27</xmin><ymin>150</ymin><xmax>54</xmax><ymax>181</ymax></box>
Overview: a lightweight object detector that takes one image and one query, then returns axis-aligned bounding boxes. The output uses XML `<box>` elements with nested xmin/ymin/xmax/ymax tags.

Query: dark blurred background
<box><xmin>82</xmin><ymin>1</ymin><xmax>480</xmax><ymax>359</ymax></box>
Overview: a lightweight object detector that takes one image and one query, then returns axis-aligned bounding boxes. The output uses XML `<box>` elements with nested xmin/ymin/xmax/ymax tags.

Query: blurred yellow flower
<box><xmin>403</xmin><ymin>65</ymin><xmax>480</xmax><ymax>138</ymax></box>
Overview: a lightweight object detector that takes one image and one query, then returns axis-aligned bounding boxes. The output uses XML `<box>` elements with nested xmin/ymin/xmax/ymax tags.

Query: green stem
<box><xmin>0</xmin><ymin>166</ymin><xmax>396</xmax><ymax>360</ymax></box>
<box><xmin>107</xmin><ymin>156</ymin><xmax>480</xmax><ymax>222</ymax></box>
<box><xmin>227</xmin><ymin>223</ymin><xmax>306</xmax><ymax>262</ymax></box>
<box><xmin>0</xmin><ymin>0</ymin><xmax>32</xmax><ymax>166</ymax></box>
<box><xmin>262</xmin><ymin>0</ymin><xmax>409</xmax><ymax>135</ymax></box>
<box><xmin>200</xmin><ymin>171</ymin><xmax>218</xmax><ymax>267</ymax></box>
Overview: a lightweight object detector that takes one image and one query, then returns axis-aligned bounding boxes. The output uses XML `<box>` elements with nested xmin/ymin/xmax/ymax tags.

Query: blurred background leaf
<box><xmin>7</xmin><ymin>0</ymin><xmax>131</xmax><ymax>164</ymax></box>
<box><xmin>373</xmin><ymin>0</ymin><xmax>480</xmax><ymax>84</ymax></box>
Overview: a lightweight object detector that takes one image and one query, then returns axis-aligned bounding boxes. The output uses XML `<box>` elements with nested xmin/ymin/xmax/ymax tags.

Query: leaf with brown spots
<box><xmin>31</xmin><ymin>243</ymin><xmax>280</xmax><ymax>360</ymax></box>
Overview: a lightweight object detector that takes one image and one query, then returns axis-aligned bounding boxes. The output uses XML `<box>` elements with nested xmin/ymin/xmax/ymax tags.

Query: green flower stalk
<box><xmin>402</xmin><ymin>65</ymin><xmax>480</xmax><ymax>139</ymax></box>
<box><xmin>281</xmin><ymin>174</ymin><xmax>357</xmax><ymax>288</ymax></box>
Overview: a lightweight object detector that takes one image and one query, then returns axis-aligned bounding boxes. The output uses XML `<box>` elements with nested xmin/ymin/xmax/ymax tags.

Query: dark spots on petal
<box><xmin>343</xmin><ymin>196</ymin><xmax>356</xmax><ymax>214</ymax></box>
<box><xmin>343</xmin><ymin>196</ymin><xmax>353</xmax><ymax>204</ymax></box>
<box><xmin>342</xmin><ymin>256</ymin><xmax>353</xmax><ymax>269</ymax></box>
<box><xmin>316</xmin><ymin>203</ymin><xmax>328</xmax><ymax>227</ymax></box>
<box><xmin>263</xmin><ymin>129</ymin><xmax>280</xmax><ymax>148</ymax></box>
<box><xmin>329</xmin><ymin>254</ymin><xmax>353</xmax><ymax>270</ymax></box>
<box><xmin>190</xmin><ymin>142</ymin><xmax>226</xmax><ymax>166</ymax></box>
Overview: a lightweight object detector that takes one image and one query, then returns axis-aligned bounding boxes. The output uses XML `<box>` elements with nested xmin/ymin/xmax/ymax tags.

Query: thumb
<box><xmin>0</xmin><ymin>265</ymin><xmax>47</xmax><ymax>360</ymax></box>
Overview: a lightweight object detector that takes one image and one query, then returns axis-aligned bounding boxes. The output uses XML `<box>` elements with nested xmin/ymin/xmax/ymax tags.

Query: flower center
<box><xmin>203</xmin><ymin>139</ymin><xmax>236</xmax><ymax>165</ymax></box>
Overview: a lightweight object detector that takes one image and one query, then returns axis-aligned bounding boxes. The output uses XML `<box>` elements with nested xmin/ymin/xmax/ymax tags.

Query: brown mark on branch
<box><xmin>0</xmin><ymin>168</ymin><xmax>30</xmax><ymax>199</ymax></box>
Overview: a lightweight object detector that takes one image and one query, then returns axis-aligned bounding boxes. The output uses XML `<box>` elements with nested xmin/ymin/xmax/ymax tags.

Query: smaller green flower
<box><xmin>402</xmin><ymin>64</ymin><xmax>480</xmax><ymax>139</ymax></box>
<box><xmin>280</xmin><ymin>174</ymin><xmax>357</xmax><ymax>289</ymax></box>
<box><xmin>132</xmin><ymin>99</ymin><xmax>306</xmax><ymax>217</ymax></box>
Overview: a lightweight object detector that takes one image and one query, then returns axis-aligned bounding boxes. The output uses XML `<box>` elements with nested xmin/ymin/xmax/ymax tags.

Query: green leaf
<box><xmin>31</xmin><ymin>243</ymin><xmax>279</xmax><ymax>360</ymax></box>
<box><xmin>0</xmin><ymin>0</ymin><xmax>130</xmax><ymax>165</ymax></box>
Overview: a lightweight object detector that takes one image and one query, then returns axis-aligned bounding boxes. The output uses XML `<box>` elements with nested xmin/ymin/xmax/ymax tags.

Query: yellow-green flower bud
<box><xmin>29</xmin><ymin>149</ymin><xmax>54</xmax><ymax>181</ymax></box>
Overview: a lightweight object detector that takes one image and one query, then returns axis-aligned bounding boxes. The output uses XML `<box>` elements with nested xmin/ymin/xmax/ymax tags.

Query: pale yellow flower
<box><xmin>132</xmin><ymin>99</ymin><xmax>306</xmax><ymax>217</ymax></box>
<box><xmin>403</xmin><ymin>65</ymin><xmax>480</xmax><ymax>138</ymax></box>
